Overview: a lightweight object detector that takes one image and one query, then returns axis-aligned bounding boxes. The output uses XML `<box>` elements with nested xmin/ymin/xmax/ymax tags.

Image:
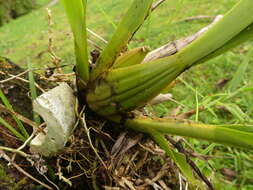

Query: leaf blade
<box><xmin>90</xmin><ymin>0</ymin><xmax>153</xmax><ymax>80</ymax></box>
<box><xmin>61</xmin><ymin>0</ymin><xmax>89</xmax><ymax>82</ymax></box>
<box><xmin>228</xmin><ymin>47</ymin><xmax>253</xmax><ymax>91</ymax></box>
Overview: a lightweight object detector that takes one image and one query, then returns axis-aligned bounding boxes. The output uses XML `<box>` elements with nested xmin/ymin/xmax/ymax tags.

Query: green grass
<box><xmin>0</xmin><ymin>0</ymin><xmax>239</xmax><ymax>67</ymax></box>
<box><xmin>0</xmin><ymin>88</ymin><xmax>28</xmax><ymax>141</ymax></box>
<box><xmin>0</xmin><ymin>0</ymin><xmax>253</xmax><ymax>189</ymax></box>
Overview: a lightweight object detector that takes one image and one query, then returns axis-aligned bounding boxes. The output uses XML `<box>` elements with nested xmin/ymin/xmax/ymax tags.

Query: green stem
<box><xmin>0</xmin><ymin>117</ymin><xmax>26</xmax><ymax>142</ymax></box>
<box><xmin>150</xmin><ymin>131</ymin><xmax>196</xmax><ymax>182</ymax></box>
<box><xmin>0</xmin><ymin>88</ymin><xmax>29</xmax><ymax>139</ymax></box>
<box><xmin>28</xmin><ymin>60</ymin><xmax>41</xmax><ymax>125</ymax></box>
<box><xmin>150</xmin><ymin>131</ymin><xmax>196</xmax><ymax>180</ymax></box>
<box><xmin>125</xmin><ymin>116</ymin><xmax>253</xmax><ymax>149</ymax></box>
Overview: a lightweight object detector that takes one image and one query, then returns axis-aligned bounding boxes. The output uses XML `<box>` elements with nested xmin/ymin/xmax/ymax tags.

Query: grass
<box><xmin>27</xmin><ymin>60</ymin><xmax>41</xmax><ymax>125</ymax></box>
<box><xmin>0</xmin><ymin>0</ymin><xmax>253</xmax><ymax>189</ymax></box>
<box><xmin>0</xmin><ymin>88</ymin><xmax>28</xmax><ymax>140</ymax></box>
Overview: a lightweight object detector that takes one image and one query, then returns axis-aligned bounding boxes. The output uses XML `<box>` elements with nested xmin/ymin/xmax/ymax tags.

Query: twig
<box><xmin>56</xmin><ymin>158</ymin><xmax>72</xmax><ymax>186</ymax></box>
<box><xmin>87</xmin><ymin>28</ymin><xmax>108</xmax><ymax>44</ymax></box>
<box><xmin>0</xmin><ymin>67</ymin><xmax>45</xmax><ymax>84</ymax></box>
<box><xmin>68</xmin><ymin>172</ymin><xmax>85</xmax><ymax>180</ymax></box>
<box><xmin>47</xmin><ymin>8</ymin><xmax>62</xmax><ymax>73</ymax></box>
<box><xmin>149</xmin><ymin>93</ymin><xmax>172</xmax><ymax>105</ymax></box>
<box><xmin>46</xmin><ymin>0</ymin><xmax>59</xmax><ymax>8</ymax></box>
<box><xmin>178</xmin><ymin>15</ymin><xmax>216</xmax><ymax>23</ymax></box>
<box><xmin>177</xmin><ymin>106</ymin><xmax>205</xmax><ymax>119</ymax></box>
<box><xmin>50</xmin><ymin>72</ymin><xmax>75</xmax><ymax>77</ymax></box>
<box><xmin>92</xmin><ymin>140</ymin><xmax>101</xmax><ymax>190</ymax></box>
<box><xmin>0</xmin><ymin>150</ymin><xmax>54</xmax><ymax>190</ymax></box>
<box><xmin>169</xmin><ymin>106</ymin><xmax>182</xmax><ymax>117</ymax></box>
<box><xmin>7</xmin><ymin>74</ymin><xmax>45</xmax><ymax>92</ymax></box>
<box><xmin>0</xmin><ymin>104</ymin><xmax>38</xmax><ymax>129</ymax></box>
<box><xmin>99</xmin><ymin>139</ymin><xmax>110</xmax><ymax>158</ymax></box>
<box><xmin>71</xmin><ymin>102</ymin><xmax>84</xmax><ymax>134</ymax></box>
<box><xmin>43</xmin><ymin>174</ymin><xmax>60</xmax><ymax>190</ymax></box>
<box><xmin>164</xmin><ymin>97</ymin><xmax>188</xmax><ymax>108</ymax></box>
<box><xmin>88</xmin><ymin>39</ymin><xmax>103</xmax><ymax>50</ymax></box>
<box><xmin>11</xmin><ymin>131</ymin><xmax>37</xmax><ymax>162</ymax></box>
<box><xmin>158</xmin><ymin>180</ymin><xmax>171</xmax><ymax>190</ymax></box>
<box><xmin>17</xmin><ymin>132</ymin><xmax>35</xmax><ymax>151</ymax></box>
<box><xmin>0</xmin><ymin>129</ymin><xmax>19</xmax><ymax>141</ymax></box>
<box><xmin>80</xmin><ymin>112</ymin><xmax>107</xmax><ymax>169</ymax></box>
<box><xmin>166</xmin><ymin>136</ymin><xmax>215</xmax><ymax>190</ymax></box>
<box><xmin>178</xmin><ymin>173</ymin><xmax>183</xmax><ymax>190</ymax></box>
<box><xmin>0</xmin><ymin>65</ymin><xmax>71</xmax><ymax>84</ymax></box>
<box><xmin>0</xmin><ymin>69</ymin><xmax>30</xmax><ymax>84</ymax></box>
<box><xmin>143</xmin><ymin>15</ymin><xmax>223</xmax><ymax>63</ymax></box>
<box><xmin>151</xmin><ymin>0</ymin><xmax>167</xmax><ymax>12</ymax></box>
<box><xmin>141</xmin><ymin>163</ymin><xmax>169</xmax><ymax>188</ymax></box>
<box><xmin>0</xmin><ymin>146</ymin><xmax>29</xmax><ymax>157</ymax></box>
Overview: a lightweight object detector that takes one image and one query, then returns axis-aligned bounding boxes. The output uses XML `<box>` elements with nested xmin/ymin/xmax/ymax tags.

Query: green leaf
<box><xmin>219</xmin><ymin>103</ymin><xmax>250</xmax><ymax>122</ymax></box>
<box><xmin>27</xmin><ymin>60</ymin><xmax>41</xmax><ymax>125</ymax></box>
<box><xmin>0</xmin><ymin>116</ymin><xmax>26</xmax><ymax>142</ymax></box>
<box><xmin>228</xmin><ymin>47</ymin><xmax>253</xmax><ymax>92</ymax></box>
<box><xmin>61</xmin><ymin>0</ymin><xmax>89</xmax><ymax>82</ymax></box>
<box><xmin>150</xmin><ymin>132</ymin><xmax>197</xmax><ymax>184</ymax></box>
<box><xmin>112</xmin><ymin>46</ymin><xmax>150</xmax><ymax>69</ymax></box>
<box><xmin>219</xmin><ymin>124</ymin><xmax>253</xmax><ymax>133</ymax></box>
<box><xmin>197</xmin><ymin>23</ymin><xmax>253</xmax><ymax>65</ymax></box>
<box><xmin>179</xmin><ymin>0</ymin><xmax>253</xmax><ymax>68</ymax></box>
<box><xmin>90</xmin><ymin>0</ymin><xmax>153</xmax><ymax>80</ymax></box>
<box><xmin>0</xmin><ymin>88</ymin><xmax>29</xmax><ymax>139</ymax></box>
<box><xmin>125</xmin><ymin>116</ymin><xmax>253</xmax><ymax>149</ymax></box>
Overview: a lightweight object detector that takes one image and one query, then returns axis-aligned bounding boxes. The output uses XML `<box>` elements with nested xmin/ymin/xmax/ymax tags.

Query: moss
<box><xmin>0</xmin><ymin>163</ymin><xmax>15</xmax><ymax>190</ymax></box>
<box><xmin>13</xmin><ymin>178</ymin><xmax>28</xmax><ymax>190</ymax></box>
<box><xmin>0</xmin><ymin>162</ymin><xmax>32</xmax><ymax>190</ymax></box>
<box><xmin>0</xmin><ymin>163</ymin><xmax>8</xmax><ymax>179</ymax></box>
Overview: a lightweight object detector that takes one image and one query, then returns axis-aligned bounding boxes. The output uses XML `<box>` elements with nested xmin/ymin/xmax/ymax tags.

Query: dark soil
<box><xmin>0</xmin><ymin>57</ymin><xmax>184</xmax><ymax>190</ymax></box>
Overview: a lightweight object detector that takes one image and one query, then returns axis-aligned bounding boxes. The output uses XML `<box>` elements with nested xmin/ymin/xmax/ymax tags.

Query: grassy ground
<box><xmin>1</xmin><ymin>0</ymin><xmax>253</xmax><ymax>189</ymax></box>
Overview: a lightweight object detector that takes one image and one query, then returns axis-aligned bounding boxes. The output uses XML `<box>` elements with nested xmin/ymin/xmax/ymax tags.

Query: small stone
<box><xmin>30</xmin><ymin>83</ymin><xmax>76</xmax><ymax>157</ymax></box>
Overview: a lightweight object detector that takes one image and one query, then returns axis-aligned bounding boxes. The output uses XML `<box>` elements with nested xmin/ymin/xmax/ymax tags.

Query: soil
<box><xmin>0</xmin><ymin>57</ymin><xmax>183</xmax><ymax>190</ymax></box>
